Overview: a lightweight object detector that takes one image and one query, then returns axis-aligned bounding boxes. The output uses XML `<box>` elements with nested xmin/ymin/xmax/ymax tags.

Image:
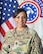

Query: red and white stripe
<box><xmin>0</xmin><ymin>17</ymin><xmax>16</xmax><ymax>50</ymax></box>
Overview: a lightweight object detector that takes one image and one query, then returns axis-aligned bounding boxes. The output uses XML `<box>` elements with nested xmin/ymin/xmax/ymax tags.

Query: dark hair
<box><xmin>13</xmin><ymin>8</ymin><xmax>27</xmax><ymax>18</ymax></box>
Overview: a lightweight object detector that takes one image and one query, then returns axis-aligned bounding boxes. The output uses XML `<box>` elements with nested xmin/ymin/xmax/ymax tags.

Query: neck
<box><xmin>16</xmin><ymin>25</ymin><xmax>27</xmax><ymax>31</ymax></box>
<box><xmin>16</xmin><ymin>27</ymin><xmax>25</xmax><ymax>31</ymax></box>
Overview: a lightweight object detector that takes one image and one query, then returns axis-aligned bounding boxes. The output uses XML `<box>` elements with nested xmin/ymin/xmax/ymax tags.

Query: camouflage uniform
<box><xmin>1</xmin><ymin>27</ymin><xmax>42</xmax><ymax>54</ymax></box>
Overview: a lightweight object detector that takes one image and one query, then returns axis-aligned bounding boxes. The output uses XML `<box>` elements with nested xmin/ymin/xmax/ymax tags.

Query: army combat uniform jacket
<box><xmin>1</xmin><ymin>27</ymin><xmax>42</xmax><ymax>54</ymax></box>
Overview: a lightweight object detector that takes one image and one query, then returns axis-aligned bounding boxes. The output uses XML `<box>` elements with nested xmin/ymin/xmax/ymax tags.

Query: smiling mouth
<box><xmin>19</xmin><ymin>22</ymin><xmax>23</xmax><ymax>24</ymax></box>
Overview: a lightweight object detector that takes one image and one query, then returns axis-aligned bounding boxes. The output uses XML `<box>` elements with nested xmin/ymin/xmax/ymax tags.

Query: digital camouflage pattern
<box><xmin>1</xmin><ymin>27</ymin><xmax>42</xmax><ymax>54</ymax></box>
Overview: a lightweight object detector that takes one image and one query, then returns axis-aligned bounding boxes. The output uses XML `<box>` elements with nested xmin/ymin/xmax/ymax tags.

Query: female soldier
<box><xmin>1</xmin><ymin>8</ymin><xmax>42</xmax><ymax>54</ymax></box>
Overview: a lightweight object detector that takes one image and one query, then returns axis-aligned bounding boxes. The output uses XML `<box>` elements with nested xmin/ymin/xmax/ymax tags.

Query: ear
<box><xmin>26</xmin><ymin>17</ymin><xmax>27</xmax><ymax>21</ymax></box>
<box><xmin>25</xmin><ymin>17</ymin><xmax>27</xmax><ymax>23</ymax></box>
<box><xmin>25</xmin><ymin>13</ymin><xmax>27</xmax><ymax>21</ymax></box>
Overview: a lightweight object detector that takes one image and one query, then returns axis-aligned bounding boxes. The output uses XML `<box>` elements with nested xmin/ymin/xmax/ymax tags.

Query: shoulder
<box><xmin>5</xmin><ymin>28</ymin><xmax>16</xmax><ymax>36</ymax></box>
<box><xmin>27</xmin><ymin>27</ymin><xmax>41</xmax><ymax>41</ymax></box>
<box><xmin>2</xmin><ymin>29</ymin><xmax>16</xmax><ymax>45</ymax></box>
<box><xmin>5</xmin><ymin>29</ymin><xmax>15</xmax><ymax>37</ymax></box>
<box><xmin>27</xmin><ymin>27</ymin><xmax>36</xmax><ymax>35</ymax></box>
<box><xmin>3</xmin><ymin>29</ymin><xmax>15</xmax><ymax>41</ymax></box>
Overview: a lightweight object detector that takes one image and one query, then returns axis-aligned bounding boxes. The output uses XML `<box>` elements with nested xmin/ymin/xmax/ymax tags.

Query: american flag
<box><xmin>0</xmin><ymin>0</ymin><xmax>19</xmax><ymax>50</ymax></box>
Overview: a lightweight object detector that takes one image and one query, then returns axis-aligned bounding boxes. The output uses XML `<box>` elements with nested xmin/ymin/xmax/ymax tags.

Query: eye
<box><xmin>22</xmin><ymin>16</ymin><xmax>26</xmax><ymax>18</ymax></box>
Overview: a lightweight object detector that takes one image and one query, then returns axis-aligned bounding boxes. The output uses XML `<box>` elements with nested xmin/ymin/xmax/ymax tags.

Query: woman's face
<box><xmin>14</xmin><ymin>12</ymin><xmax>27</xmax><ymax>28</ymax></box>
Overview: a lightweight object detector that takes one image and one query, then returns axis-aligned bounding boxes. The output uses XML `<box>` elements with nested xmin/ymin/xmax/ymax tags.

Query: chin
<box><xmin>18</xmin><ymin>25</ymin><xmax>24</xmax><ymax>27</ymax></box>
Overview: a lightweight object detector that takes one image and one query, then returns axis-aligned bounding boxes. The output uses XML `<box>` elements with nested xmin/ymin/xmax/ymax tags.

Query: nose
<box><xmin>19</xmin><ymin>17</ymin><xmax>23</xmax><ymax>22</ymax></box>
